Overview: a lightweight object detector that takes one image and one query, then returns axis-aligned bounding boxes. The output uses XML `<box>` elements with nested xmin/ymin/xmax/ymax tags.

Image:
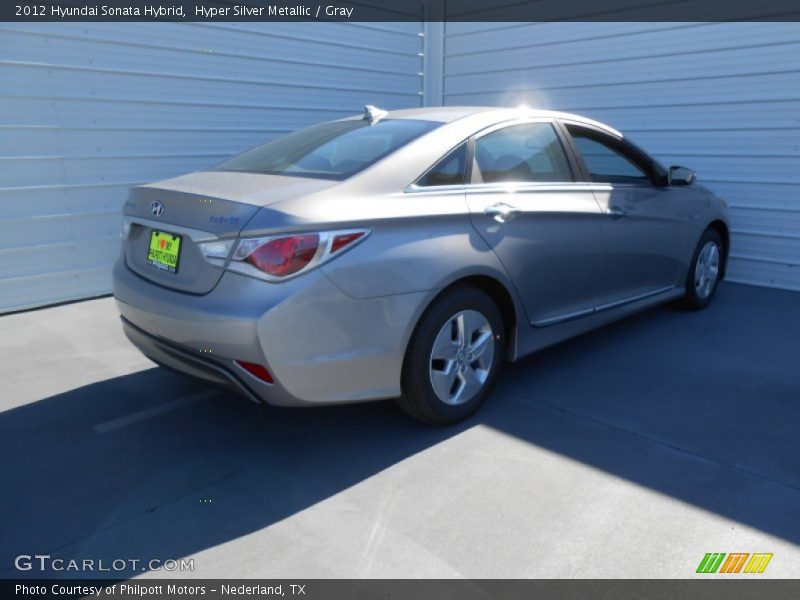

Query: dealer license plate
<box><xmin>147</xmin><ymin>230</ymin><xmax>182</xmax><ymax>273</ymax></box>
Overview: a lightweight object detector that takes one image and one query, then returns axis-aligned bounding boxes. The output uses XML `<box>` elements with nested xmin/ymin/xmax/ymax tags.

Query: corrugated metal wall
<box><xmin>444</xmin><ymin>22</ymin><xmax>800</xmax><ymax>291</ymax></box>
<box><xmin>0</xmin><ymin>22</ymin><xmax>424</xmax><ymax>312</ymax></box>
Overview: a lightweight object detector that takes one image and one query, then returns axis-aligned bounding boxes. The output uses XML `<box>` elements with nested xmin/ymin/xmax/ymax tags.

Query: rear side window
<box><xmin>567</xmin><ymin>126</ymin><xmax>652</xmax><ymax>185</ymax></box>
<box><xmin>473</xmin><ymin>122</ymin><xmax>573</xmax><ymax>184</ymax></box>
<box><xmin>417</xmin><ymin>143</ymin><xmax>467</xmax><ymax>187</ymax></box>
<box><xmin>215</xmin><ymin>119</ymin><xmax>440</xmax><ymax>180</ymax></box>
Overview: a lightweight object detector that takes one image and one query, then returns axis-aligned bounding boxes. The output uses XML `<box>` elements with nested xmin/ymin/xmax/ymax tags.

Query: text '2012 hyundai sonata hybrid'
<box><xmin>113</xmin><ymin>106</ymin><xmax>729</xmax><ymax>424</ymax></box>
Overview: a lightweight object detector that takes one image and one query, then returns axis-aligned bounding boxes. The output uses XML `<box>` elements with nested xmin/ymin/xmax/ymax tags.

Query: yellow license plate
<box><xmin>147</xmin><ymin>230</ymin><xmax>182</xmax><ymax>273</ymax></box>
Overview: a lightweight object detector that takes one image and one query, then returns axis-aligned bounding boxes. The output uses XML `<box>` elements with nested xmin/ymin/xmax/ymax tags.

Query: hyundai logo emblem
<box><xmin>150</xmin><ymin>201</ymin><xmax>164</xmax><ymax>217</ymax></box>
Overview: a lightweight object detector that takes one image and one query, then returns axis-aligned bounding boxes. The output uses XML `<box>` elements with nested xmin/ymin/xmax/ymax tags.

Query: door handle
<box><xmin>484</xmin><ymin>203</ymin><xmax>522</xmax><ymax>223</ymax></box>
<box><xmin>608</xmin><ymin>206</ymin><xmax>628</xmax><ymax>220</ymax></box>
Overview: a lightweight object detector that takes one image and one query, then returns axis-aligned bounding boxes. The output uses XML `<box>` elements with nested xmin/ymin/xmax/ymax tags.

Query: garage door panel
<box><xmin>5</xmin><ymin>62</ymin><xmax>421</xmax><ymax>101</ymax></box>
<box><xmin>626</xmin><ymin>129</ymin><xmax>800</xmax><ymax>159</ymax></box>
<box><xmin>0</xmin><ymin>127</ymin><xmax>278</xmax><ymax>157</ymax></box>
<box><xmin>0</xmin><ymin>237</ymin><xmax>118</xmax><ymax>281</ymax></box>
<box><xmin>447</xmin><ymin>24</ymin><xmax>800</xmax><ymax>75</ymax></box>
<box><xmin>566</xmin><ymin>101</ymin><xmax>800</xmax><ymax>131</ymax></box>
<box><xmin>445</xmin><ymin>73</ymin><xmax>800</xmax><ymax>111</ymax></box>
<box><xmin>445</xmin><ymin>70</ymin><xmax>800</xmax><ymax>104</ymax></box>
<box><xmin>0</xmin><ymin>266</ymin><xmax>112</xmax><ymax>313</ymax></box>
<box><xmin>659</xmin><ymin>156</ymin><xmax>800</xmax><ymax>184</ymax></box>
<box><xmin>445</xmin><ymin>22</ymin><xmax>694</xmax><ymax>56</ymax></box>
<box><xmin>733</xmin><ymin>231</ymin><xmax>800</xmax><ymax>260</ymax></box>
<box><xmin>729</xmin><ymin>208</ymin><xmax>800</xmax><ymax>235</ymax></box>
<box><xmin>0</xmin><ymin>96</ymin><xmax>353</xmax><ymax>129</ymax></box>
<box><xmin>0</xmin><ymin>212</ymin><xmax>120</xmax><ymax>250</ymax></box>
<box><xmin>222</xmin><ymin>21</ymin><xmax>423</xmax><ymax>49</ymax></box>
<box><xmin>0</xmin><ymin>184</ymin><xmax>131</xmax><ymax>222</ymax></box>
<box><xmin>2</xmin><ymin>36</ymin><xmax>420</xmax><ymax>88</ymax></box>
<box><xmin>727</xmin><ymin>257</ymin><xmax>800</xmax><ymax>291</ymax></box>
<box><xmin>0</xmin><ymin>155</ymin><xmax>226</xmax><ymax>188</ymax></box>
<box><xmin>705</xmin><ymin>181</ymin><xmax>800</xmax><ymax>205</ymax></box>
<box><xmin>3</xmin><ymin>22</ymin><xmax>423</xmax><ymax>63</ymax></box>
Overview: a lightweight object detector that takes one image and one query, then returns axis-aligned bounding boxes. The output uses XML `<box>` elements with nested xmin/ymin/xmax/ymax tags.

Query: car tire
<box><xmin>677</xmin><ymin>228</ymin><xmax>725</xmax><ymax>310</ymax></box>
<box><xmin>397</xmin><ymin>286</ymin><xmax>505</xmax><ymax>425</ymax></box>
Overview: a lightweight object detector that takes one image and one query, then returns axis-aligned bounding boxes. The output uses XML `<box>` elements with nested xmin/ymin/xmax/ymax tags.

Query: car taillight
<box><xmin>229</xmin><ymin>228</ymin><xmax>369</xmax><ymax>282</ymax></box>
<box><xmin>331</xmin><ymin>231</ymin><xmax>365</xmax><ymax>253</ymax></box>
<box><xmin>246</xmin><ymin>233</ymin><xmax>320</xmax><ymax>277</ymax></box>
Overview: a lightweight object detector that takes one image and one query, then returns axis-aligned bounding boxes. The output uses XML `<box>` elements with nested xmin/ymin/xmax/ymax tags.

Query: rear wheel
<box><xmin>397</xmin><ymin>286</ymin><xmax>505</xmax><ymax>425</ymax></box>
<box><xmin>678</xmin><ymin>228</ymin><xmax>724</xmax><ymax>310</ymax></box>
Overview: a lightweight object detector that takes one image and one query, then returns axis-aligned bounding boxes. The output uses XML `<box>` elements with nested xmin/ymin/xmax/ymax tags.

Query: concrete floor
<box><xmin>0</xmin><ymin>282</ymin><xmax>798</xmax><ymax>579</ymax></box>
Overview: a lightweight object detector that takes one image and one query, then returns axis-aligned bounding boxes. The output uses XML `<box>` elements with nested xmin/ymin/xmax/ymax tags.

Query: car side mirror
<box><xmin>669</xmin><ymin>165</ymin><xmax>696</xmax><ymax>186</ymax></box>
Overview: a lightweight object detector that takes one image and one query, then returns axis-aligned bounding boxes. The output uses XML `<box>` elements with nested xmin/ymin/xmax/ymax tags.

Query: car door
<box><xmin>465</xmin><ymin>119</ymin><xmax>606</xmax><ymax>327</ymax></box>
<box><xmin>563</xmin><ymin>122</ymin><xmax>687</xmax><ymax>308</ymax></box>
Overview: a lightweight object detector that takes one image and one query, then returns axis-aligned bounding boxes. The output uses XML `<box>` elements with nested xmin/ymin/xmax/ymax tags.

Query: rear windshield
<box><xmin>213</xmin><ymin>118</ymin><xmax>440</xmax><ymax>180</ymax></box>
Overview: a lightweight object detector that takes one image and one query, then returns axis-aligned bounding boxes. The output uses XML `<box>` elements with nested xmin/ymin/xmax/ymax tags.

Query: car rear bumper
<box><xmin>120</xmin><ymin>316</ymin><xmax>269</xmax><ymax>404</ymax></box>
<box><xmin>112</xmin><ymin>254</ymin><xmax>429</xmax><ymax>406</ymax></box>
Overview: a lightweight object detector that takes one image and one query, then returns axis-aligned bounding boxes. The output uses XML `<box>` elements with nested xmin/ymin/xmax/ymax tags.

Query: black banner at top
<box><xmin>4</xmin><ymin>0</ymin><xmax>800</xmax><ymax>22</ymax></box>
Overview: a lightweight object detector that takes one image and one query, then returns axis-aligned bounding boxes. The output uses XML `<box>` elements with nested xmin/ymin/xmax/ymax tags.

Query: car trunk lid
<box><xmin>122</xmin><ymin>171</ymin><xmax>337</xmax><ymax>294</ymax></box>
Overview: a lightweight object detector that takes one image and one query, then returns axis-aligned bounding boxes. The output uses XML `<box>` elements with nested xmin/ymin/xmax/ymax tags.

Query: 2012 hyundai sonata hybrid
<box><xmin>113</xmin><ymin>106</ymin><xmax>729</xmax><ymax>424</ymax></box>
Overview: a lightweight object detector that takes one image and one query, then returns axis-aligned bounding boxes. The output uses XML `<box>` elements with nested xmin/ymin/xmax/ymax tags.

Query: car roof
<box><xmin>346</xmin><ymin>106</ymin><xmax>622</xmax><ymax>137</ymax></box>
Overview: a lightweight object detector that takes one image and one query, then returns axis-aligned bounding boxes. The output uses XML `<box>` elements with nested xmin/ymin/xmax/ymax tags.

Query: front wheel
<box><xmin>397</xmin><ymin>286</ymin><xmax>505</xmax><ymax>425</ymax></box>
<box><xmin>678</xmin><ymin>228</ymin><xmax>724</xmax><ymax>310</ymax></box>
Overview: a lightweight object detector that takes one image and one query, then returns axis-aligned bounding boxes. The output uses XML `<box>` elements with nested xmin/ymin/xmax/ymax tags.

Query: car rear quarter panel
<box><xmin>323</xmin><ymin>194</ymin><xmax>506</xmax><ymax>298</ymax></box>
<box><xmin>314</xmin><ymin>196</ymin><xmax>525</xmax><ymax>362</ymax></box>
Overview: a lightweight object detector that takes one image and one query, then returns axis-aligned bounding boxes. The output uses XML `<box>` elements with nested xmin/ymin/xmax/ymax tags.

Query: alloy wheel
<box><xmin>428</xmin><ymin>309</ymin><xmax>495</xmax><ymax>405</ymax></box>
<box><xmin>695</xmin><ymin>240</ymin><xmax>721</xmax><ymax>299</ymax></box>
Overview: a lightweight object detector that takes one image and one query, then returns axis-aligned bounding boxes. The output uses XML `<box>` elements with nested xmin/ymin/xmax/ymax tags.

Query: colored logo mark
<box><xmin>696</xmin><ymin>552</ymin><xmax>773</xmax><ymax>574</ymax></box>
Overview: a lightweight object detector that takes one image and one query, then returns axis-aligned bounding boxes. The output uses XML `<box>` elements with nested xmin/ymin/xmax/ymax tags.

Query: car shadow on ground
<box><xmin>1</xmin><ymin>283</ymin><xmax>798</xmax><ymax>577</ymax></box>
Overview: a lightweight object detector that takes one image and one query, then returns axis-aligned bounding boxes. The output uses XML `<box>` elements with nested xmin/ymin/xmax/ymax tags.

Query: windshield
<box><xmin>214</xmin><ymin>118</ymin><xmax>440</xmax><ymax>180</ymax></box>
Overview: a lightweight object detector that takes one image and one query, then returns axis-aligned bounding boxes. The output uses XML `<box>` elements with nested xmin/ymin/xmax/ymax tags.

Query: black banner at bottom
<box><xmin>4</xmin><ymin>579</ymin><xmax>800</xmax><ymax>600</ymax></box>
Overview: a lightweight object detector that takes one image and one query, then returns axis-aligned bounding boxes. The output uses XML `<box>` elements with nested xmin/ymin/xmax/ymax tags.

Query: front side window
<box><xmin>416</xmin><ymin>143</ymin><xmax>467</xmax><ymax>187</ymax></box>
<box><xmin>473</xmin><ymin>122</ymin><xmax>573</xmax><ymax>184</ymax></box>
<box><xmin>567</xmin><ymin>126</ymin><xmax>652</xmax><ymax>185</ymax></box>
<box><xmin>215</xmin><ymin>119</ymin><xmax>440</xmax><ymax>180</ymax></box>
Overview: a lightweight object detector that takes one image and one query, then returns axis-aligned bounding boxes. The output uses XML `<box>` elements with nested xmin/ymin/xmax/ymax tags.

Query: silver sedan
<box><xmin>113</xmin><ymin>106</ymin><xmax>729</xmax><ymax>424</ymax></box>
